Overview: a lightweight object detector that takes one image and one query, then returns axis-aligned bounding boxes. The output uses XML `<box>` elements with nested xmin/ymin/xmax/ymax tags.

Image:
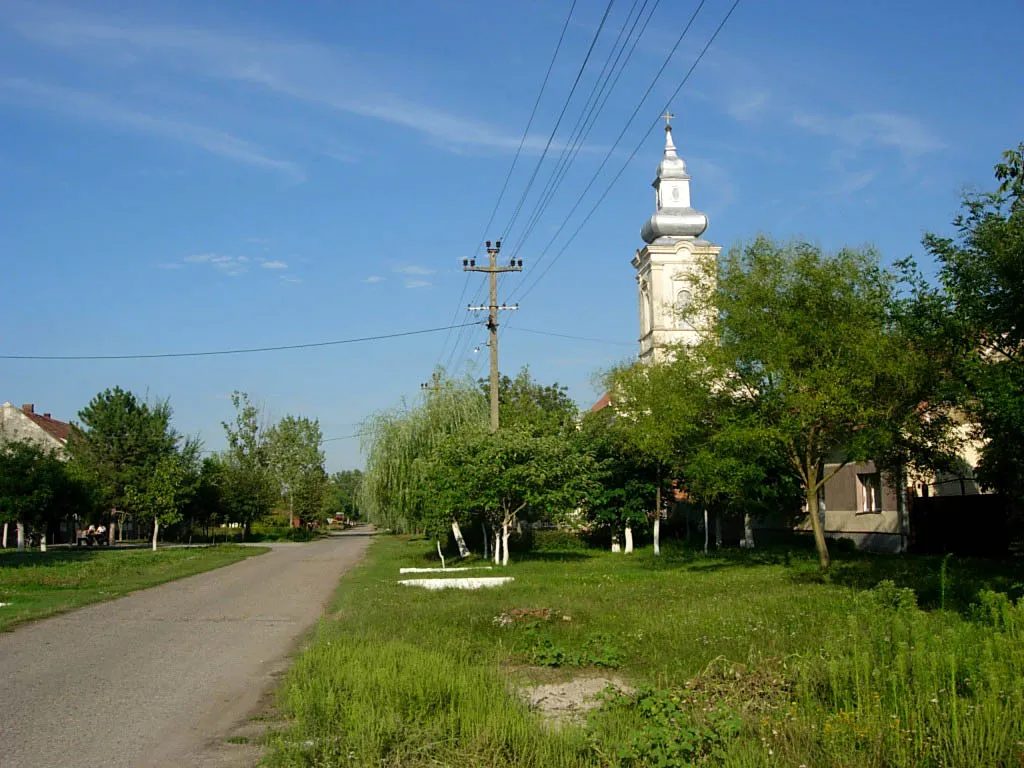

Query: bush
<box><xmin>530</xmin><ymin>528</ymin><xmax>595</xmax><ymax>551</ymax></box>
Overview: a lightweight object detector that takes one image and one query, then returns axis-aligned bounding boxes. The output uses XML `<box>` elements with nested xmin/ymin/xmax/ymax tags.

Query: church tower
<box><xmin>633</xmin><ymin>112</ymin><xmax>721</xmax><ymax>364</ymax></box>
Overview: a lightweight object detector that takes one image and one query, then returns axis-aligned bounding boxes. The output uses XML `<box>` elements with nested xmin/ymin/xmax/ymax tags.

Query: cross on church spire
<box><xmin>661</xmin><ymin>109</ymin><xmax>675</xmax><ymax>129</ymax></box>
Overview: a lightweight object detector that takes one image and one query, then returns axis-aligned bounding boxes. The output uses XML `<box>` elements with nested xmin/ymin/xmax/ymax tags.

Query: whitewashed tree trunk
<box><xmin>17</xmin><ymin>522</ymin><xmax>26</xmax><ymax>552</ymax></box>
<box><xmin>482</xmin><ymin>523</ymin><xmax>490</xmax><ymax>560</ymax></box>
<box><xmin>451</xmin><ymin>521</ymin><xmax>470</xmax><ymax>558</ymax></box>
<box><xmin>436</xmin><ymin>540</ymin><xmax>446</xmax><ymax>570</ymax></box>
<box><xmin>40</xmin><ymin>529</ymin><xmax>47</xmax><ymax>553</ymax></box>
<box><xmin>2</xmin><ymin>522</ymin><xmax>7</xmax><ymax>548</ymax></box>
<box><xmin>151</xmin><ymin>520</ymin><xmax>159</xmax><ymax>551</ymax></box>
<box><xmin>653</xmin><ymin>487</ymin><xmax>662</xmax><ymax>556</ymax></box>
<box><xmin>493</xmin><ymin>529</ymin><xmax>501</xmax><ymax>565</ymax></box>
<box><xmin>742</xmin><ymin>513</ymin><xmax>755</xmax><ymax>549</ymax></box>
<box><xmin>715</xmin><ymin>514</ymin><xmax>722</xmax><ymax>549</ymax></box>
<box><xmin>624</xmin><ymin>526</ymin><xmax>634</xmax><ymax>554</ymax></box>
<box><xmin>703</xmin><ymin>509</ymin><xmax>709</xmax><ymax>554</ymax></box>
<box><xmin>611</xmin><ymin>532</ymin><xmax>621</xmax><ymax>553</ymax></box>
<box><xmin>501</xmin><ymin>523</ymin><xmax>510</xmax><ymax>567</ymax></box>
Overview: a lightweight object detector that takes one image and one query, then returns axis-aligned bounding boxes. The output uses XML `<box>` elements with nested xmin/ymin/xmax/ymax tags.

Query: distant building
<box><xmin>0</xmin><ymin>402</ymin><xmax>72</xmax><ymax>456</ymax></box>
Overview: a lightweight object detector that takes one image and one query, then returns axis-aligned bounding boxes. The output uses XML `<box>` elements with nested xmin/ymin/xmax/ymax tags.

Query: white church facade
<box><xmin>633</xmin><ymin>113</ymin><xmax>720</xmax><ymax>364</ymax></box>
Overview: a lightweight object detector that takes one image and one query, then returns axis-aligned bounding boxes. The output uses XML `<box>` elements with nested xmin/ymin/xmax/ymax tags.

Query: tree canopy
<box><xmin>66</xmin><ymin>387</ymin><xmax>179</xmax><ymax>517</ymax></box>
<box><xmin>908</xmin><ymin>142</ymin><xmax>1024</xmax><ymax>500</ymax></box>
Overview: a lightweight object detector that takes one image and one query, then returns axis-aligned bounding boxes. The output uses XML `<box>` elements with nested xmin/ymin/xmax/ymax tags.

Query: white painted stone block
<box><xmin>398</xmin><ymin>566</ymin><xmax>494</xmax><ymax>574</ymax></box>
<box><xmin>397</xmin><ymin>577</ymin><xmax>514</xmax><ymax>590</ymax></box>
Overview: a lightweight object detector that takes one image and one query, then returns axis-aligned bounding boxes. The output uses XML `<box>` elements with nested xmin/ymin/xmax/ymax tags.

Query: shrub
<box><xmin>532</xmin><ymin>528</ymin><xmax>590</xmax><ymax>551</ymax></box>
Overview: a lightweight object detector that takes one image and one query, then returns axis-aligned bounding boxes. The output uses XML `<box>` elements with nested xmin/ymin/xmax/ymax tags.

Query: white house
<box><xmin>0</xmin><ymin>402</ymin><xmax>71</xmax><ymax>455</ymax></box>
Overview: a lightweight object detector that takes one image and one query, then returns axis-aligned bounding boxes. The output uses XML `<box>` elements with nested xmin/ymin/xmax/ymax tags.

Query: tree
<box><xmin>577</xmin><ymin>409</ymin><xmax>658</xmax><ymax>553</ymax></box>
<box><xmin>605</xmin><ymin>343</ymin><xmax>802</xmax><ymax>555</ymax></box>
<box><xmin>66</xmin><ymin>387</ymin><xmax>178</xmax><ymax>541</ymax></box>
<box><xmin>126</xmin><ymin>444</ymin><xmax>198</xmax><ymax>550</ymax></box>
<box><xmin>910</xmin><ymin>143</ymin><xmax>1024</xmax><ymax>500</ymax></box>
<box><xmin>325</xmin><ymin>470</ymin><xmax>363</xmax><ymax>521</ymax></box>
<box><xmin>701</xmin><ymin>237</ymin><xmax>951</xmax><ymax>568</ymax></box>
<box><xmin>360</xmin><ymin>373</ymin><xmax>486</xmax><ymax>536</ymax></box>
<box><xmin>220</xmin><ymin>392</ymin><xmax>276</xmax><ymax>539</ymax></box>
<box><xmin>0</xmin><ymin>441</ymin><xmax>84</xmax><ymax>550</ymax></box>
<box><xmin>429</xmin><ymin>426</ymin><xmax>597</xmax><ymax>566</ymax></box>
<box><xmin>266</xmin><ymin>415</ymin><xmax>327</xmax><ymax>524</ymax></box>
<box><xmin>482</xmin><ymin>367</ymin><xmax>579</xmax><ymax>436</ymax></box>
<box><xmin>180</xmin><ymin>456</ymin><xmax>228</xmax><ymax>540</ymax></box>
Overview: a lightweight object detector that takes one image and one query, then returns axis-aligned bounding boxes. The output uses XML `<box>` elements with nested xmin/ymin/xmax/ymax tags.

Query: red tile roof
<box><xmin>25</xmin><ymin>411</ymin><xmax>72</xmax><ymax>444</ymax></box>
<box><xmin>589</xmin><ymin>392</ymin><xmax>612</xmax><ymax>412</ymax></box>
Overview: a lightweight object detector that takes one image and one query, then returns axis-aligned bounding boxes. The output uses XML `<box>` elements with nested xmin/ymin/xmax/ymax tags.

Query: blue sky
<box><xmin>1</xmin><ymin>0</ymin><xmax>1021</xmax><ymax>470</ymax></box>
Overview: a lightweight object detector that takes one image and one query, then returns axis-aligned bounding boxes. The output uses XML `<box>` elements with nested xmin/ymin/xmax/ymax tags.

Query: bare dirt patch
<box><xmin>519</xmin><ymin>675</ymin><xmax>634</xmax><ymax>726</ymax></box>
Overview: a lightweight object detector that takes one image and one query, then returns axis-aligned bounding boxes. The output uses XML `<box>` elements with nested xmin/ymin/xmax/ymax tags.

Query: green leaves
<box><xmin>219</xmin><ymin>391</ymin><xmax>276</xmax><ymax>534</ymax></box>
<box><xmin>266</xmin><ymin>415</ymin><xmax>327</xmax><ymax>523</ymax></box>
<box><xmin>66</xmin><ymin>387</ymin><xmax>179</xmax><ymax>513</ymax></box>
<box><xmin>359</xmin><ymin>372</ymin><xmax>487</xmax><ymax>532</ymax></box>
<box><xmin>0</xmin><ymin>441</ymin><xmax>80</xmax><ymax>530</ymax></box>
<box><xmin>910</xmin><ymin>142</ymin><xmax>1024</xmax><ymax>500</ymax></box>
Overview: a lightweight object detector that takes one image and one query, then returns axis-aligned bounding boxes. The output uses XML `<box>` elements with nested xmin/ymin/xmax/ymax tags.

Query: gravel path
<box><xmin>0</xmin><ymin>530</ymin><xmax>372</xmax><ymax>768</ymax></box>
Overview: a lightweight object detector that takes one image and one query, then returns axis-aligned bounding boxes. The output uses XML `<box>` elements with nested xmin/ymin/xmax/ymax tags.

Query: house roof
<box><xmin>24</xmin><ymin>410</ymin><xmax>72</xmax><ymax>444</ymax></box>
<box><xmin>589</xmin><ymin>392</ymin><xmax>612</xmax><ymax>413</ymax></box>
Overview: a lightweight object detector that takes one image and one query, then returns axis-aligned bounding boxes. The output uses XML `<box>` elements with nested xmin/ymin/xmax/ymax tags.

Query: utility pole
<box><xmin>464</xmin><ymin>240</ymin><xmax>522</xmax><ymax>432</ymax></box>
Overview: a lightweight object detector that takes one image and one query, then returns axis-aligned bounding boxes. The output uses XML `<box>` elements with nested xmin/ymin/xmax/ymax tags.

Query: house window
<box><xmin>857</xmin><ymin>472</ymin><xmax>882</xmax><ymax>514</ymax></box>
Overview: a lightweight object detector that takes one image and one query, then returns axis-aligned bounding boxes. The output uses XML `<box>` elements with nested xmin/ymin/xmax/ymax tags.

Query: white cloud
<box><xmin>404</xmin><ymin>279</ymin><xmax>432</xmax><ymax>289</ymax></box>
<box><xmin>0</xmin><ymin>77</ymin><xmax>304</xmax><ymax>180</ymax></box>
<box><xmin>792</xmin><ymin>111</ymin><xmax>946</xmax><ymax>158</ymax></box>
<box><xmin>261</xmin><ymin>260</ymin><xmax>288</xmax><ymax>269</ymax></box>
<box><xmin>156</xmin><ymin>262</ymin><xmax>183</xmax><ymax>269</ymax></box>
<box><xmin>363</xmin><ymin>275</ymin><xmax>385</xmax><ymax>283</ymax></box>
<box><xmin>0</xmin><ymin>4</ymin><xmax>551</xmax><ymax>154</ymax></box>
<box><xmin>829</xmin><ymin>169</ymin><xmax>877</xmax><ymax>196</ymax></box>
<box><xmin>725</xmin><ymin>90</ymin><xmax>769</xmax><ymax>122</ymax></box>
<box><xmin>393</xmin><ymin>265</ymin><xmax>435</xmax><ymax>275</ymax></box>
<box><xmin>182</xmin><ymin>252</ymin><xmax>249</xmax><ymax>275</ymax></box>
<box><xmin>279</xmin><ymin>275</ymin><xmax>302</xmax><ymax>284</ymax></box>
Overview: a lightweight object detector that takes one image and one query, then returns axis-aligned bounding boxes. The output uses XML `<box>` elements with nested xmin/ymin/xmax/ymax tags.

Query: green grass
<box><xmin>0</xmin><ymin>545</ymin><xmax>265</xmax><ymax>631</ymax></box>
<box><xmin>266</xmin><ymin>537</ymin><xmax>1024</xmax><ymax>768</ymax></box>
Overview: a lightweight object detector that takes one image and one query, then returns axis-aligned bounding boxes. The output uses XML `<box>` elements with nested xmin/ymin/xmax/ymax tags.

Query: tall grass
<box><xmin>267</xmin><ymin>537</ymin><xmax>1024</xmax><ymax>768</ymax></box>
<box><xmin>268</xmin><ymin>635</ymin><xmax>590</xmax><ymax>767</ymax></box>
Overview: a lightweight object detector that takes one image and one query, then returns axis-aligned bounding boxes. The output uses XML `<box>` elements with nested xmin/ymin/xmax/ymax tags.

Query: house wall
<box><xmin>797</xmin><ymin>461</ymin><xmax>905</xmax><ymax>553</ymax></box>
<box><xmin>0</xmin><ymin>403</ymin><xmax>64</xmax><ymax>455</ymax></box>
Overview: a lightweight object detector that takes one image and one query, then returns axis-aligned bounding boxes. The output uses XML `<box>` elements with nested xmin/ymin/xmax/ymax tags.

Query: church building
<box><xmin>633</xmin><ymin>112</ymin><xmax>720</xmax><ymax>363</ymax></box>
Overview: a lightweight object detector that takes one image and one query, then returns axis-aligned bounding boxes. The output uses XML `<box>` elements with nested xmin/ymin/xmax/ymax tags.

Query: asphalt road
<box><xmin>0</xmin><ymin>530</ymin><xmax>372</xmax><ymax>768</ymax></box>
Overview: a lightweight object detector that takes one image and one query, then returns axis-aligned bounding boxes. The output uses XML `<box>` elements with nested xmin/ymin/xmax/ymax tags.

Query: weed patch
<box><xmin>268</xmin><ymin>536</ymin><xmax>1024</xmax><ymax>768</ymax></box>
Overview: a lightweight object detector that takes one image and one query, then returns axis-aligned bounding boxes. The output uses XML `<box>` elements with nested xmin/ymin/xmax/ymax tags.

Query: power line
<box><xmin>507</xmin><ymin>0</ymin><xmax>660</xmax><ymax>261</ymax></box>
<box><xmin>499</xmin><ymin>0</ymin><xmax>618</xmax><ymax>242</ymax></box>
<box><xmin>435</xmin><ymin>0</ymin><xmax>580</xmax><ymax>373</ymax></box>
<box><xmin>322</xmin><ymin>433</ymin><xmax>366</xmax><ymax>443</ymax></box>
<box><xmin>1</xmin><ymin>321</ymin><xmax>485</xmax><ymax>361</ymax></box>
<box><xmin>513</xmin><ymin>0</ymin><xmax>742</xmax><ymax>305</ymax></box>
<box><xmin>513</xmin><ymin>327</ymin><xmax>634</xmax><ymax>347</ymax></box>
<box><xmin>507</xmin><ymin>0</ymin><xmax>710</xmax><ymax>304</ymax></box>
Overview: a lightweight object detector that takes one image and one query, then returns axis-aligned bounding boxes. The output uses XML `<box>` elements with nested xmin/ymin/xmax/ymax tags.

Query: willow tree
<box><xmin>359</xmin><ymin>372</ymin><xmax>486</xmax><ymax>549</ymax></box>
